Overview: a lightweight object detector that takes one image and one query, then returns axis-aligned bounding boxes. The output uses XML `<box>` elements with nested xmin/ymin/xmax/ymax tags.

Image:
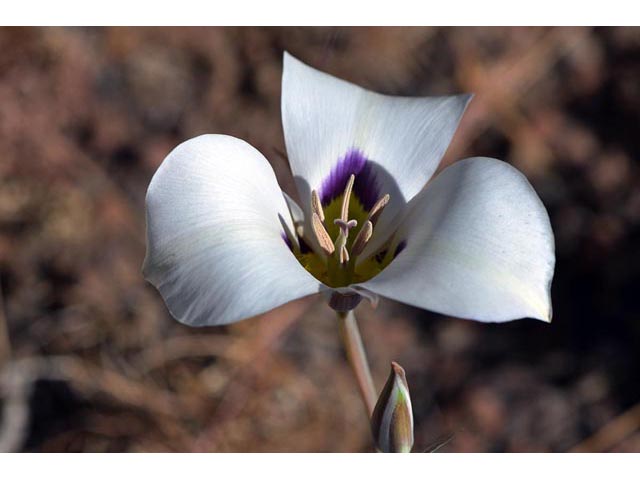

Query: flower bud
<box><xmin>370</xmin><ymin>361</ymin><xmax>414</xmax><ymax>453</ymax></box>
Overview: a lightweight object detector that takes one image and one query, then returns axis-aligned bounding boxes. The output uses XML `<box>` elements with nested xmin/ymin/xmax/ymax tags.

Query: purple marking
<box><xmin>394</xmin><ymin>240</ymin><xmax>407</xmax><ymax>258</ymax></box>
<box><xmin>281</xmin><ymin>232</ymin><xmax>293</xmax><ymax>252</ymax></box>
<box><xmin>374</xmin><ymin>249</ymin><xmax>387</xmax><ymax>263</ymax></box>
<box><xmin>282</xmin><ymin>231</ymin><xmax>312</xmax><ymax>254</ymax></box>
<box><xmin>298</xmin><ymin>236</ymin><xmax>312</xmax><ymax>254</ymax></box>
<box><xmin>374</xmin><ymin>240</ymin><xmax>407</xmax><ymax>264</ymax></box>
<box><xmin>319</xmin><ymin>148</ymin><xmax>380</xmax><ymax>211</ymax></box>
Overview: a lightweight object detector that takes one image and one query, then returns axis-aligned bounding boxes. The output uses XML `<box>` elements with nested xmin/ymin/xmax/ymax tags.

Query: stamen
<box><xmin>340</xmin><ymin>174</ymin><xmax>355</xmax><ymax>222</ymax></box>
<box><xmin>368</xmin><ymin>193</ymin><xmax>390</xmax><ymax>224</ymax></box>
<box><xmin>312</xmin><ymin>212</ymin><xmax>335</xmax><ymax>256</ymax></box>
<box><xmin>351</xmin><ymin>220</ymin><xmax>373</xmax><ymax>256</ymax></box>
<box><xmin>311</xmin><ymin>190</ymin><xmax>325</xmax><ymax>223</ymax></box>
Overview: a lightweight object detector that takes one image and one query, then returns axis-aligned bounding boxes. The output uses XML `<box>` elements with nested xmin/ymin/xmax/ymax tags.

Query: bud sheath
<box><xmin>370</xmin><ymin>362</ymin><xmax>414</xmax><ymax>453</ymax></box>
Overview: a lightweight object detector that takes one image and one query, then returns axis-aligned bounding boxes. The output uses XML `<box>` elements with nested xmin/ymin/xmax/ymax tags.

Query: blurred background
<box><xmin>0</xmin><ymin>26</ymin><xmax>639</xmax><ymax>452</ymax></box>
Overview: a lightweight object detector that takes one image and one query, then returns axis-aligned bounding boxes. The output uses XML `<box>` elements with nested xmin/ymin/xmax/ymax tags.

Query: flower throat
<box><xmin>290</xmin><ymin>173</ymin><xmax>397</xmax><ymax>288</ymax></box>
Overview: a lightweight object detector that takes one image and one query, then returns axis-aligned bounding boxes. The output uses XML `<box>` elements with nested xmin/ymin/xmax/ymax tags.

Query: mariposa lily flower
<box><xmin>143</xmin><ymin>52</ymin><xmax>555</xmax><ymax>327</ymax></box>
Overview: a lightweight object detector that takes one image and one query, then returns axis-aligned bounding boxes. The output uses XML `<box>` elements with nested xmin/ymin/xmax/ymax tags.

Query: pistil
<box><xmin>334</xmin><ymin>218</ymin><xmax>358</xmax><ymax>264</ymax></box>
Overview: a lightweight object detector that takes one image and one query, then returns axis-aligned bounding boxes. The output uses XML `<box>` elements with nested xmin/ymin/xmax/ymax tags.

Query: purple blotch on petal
<box><xmin>374</xmin><ymin>249</ymin><xmax>388</xmax><ymax>264</ymax></box>
<box><xmin>281</xmin><ymin>232</ymin><xmax>293</xmax><ymax>252</ymax></box>
<box><xmin>282</xmin><ymin>231</ymin><xmax>312</xmax><ymax>254</ymax></box>
<box><xmin>374</xmin><ymin>240</ymin><xmax>406</xmax><ymax>264</ymax></box>
<box><xmin>394</xmin><ymin>240</ymin><xmax>407</xmax><ymax>258</ymax></box>
<box><xmin>319</xmin><ymin>148</ymin><xmax>380</xmax><ymax>211</ymax></box>
<box><xmin>298</xmin><ymin>236</ymin><xmax>312</xmax><ymax>254</ymax></box>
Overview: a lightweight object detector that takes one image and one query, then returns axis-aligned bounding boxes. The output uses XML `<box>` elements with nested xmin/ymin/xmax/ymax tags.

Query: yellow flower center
<box><xmin>291</xmin><ymin>174</ymin><xmax>397</xmax><ymax>288</ymax></box>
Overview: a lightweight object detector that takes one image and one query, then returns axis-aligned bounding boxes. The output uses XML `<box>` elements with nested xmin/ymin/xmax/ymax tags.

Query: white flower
<box><xmin>143</xmin><ymin>52</ymin><xmax>555</xmax><ymax>327</ymax></box>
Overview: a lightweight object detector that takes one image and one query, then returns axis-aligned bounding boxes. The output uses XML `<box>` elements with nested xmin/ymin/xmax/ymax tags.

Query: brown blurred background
<box><xmin>0</xmin><ymin>26</ymin><xmax>639</xmax><ymax>452</ymax></box>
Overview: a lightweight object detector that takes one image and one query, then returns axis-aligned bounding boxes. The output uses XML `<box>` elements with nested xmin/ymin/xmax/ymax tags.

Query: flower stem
<box><xmin>337</xmin><ymin>310</ymin><xmax>376</xmax><ymax>416</ymax></box>
<box><xmin>0</xmin><ymin>285</ymin><xmax>11</xmax><ymax>369</ymax></box>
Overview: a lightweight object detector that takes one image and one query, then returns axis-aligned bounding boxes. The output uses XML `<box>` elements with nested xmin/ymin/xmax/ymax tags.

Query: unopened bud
<box><xmin>370</xmin><ymin>361</ymin><xmax>414</xmax><ymax>453</ymax></box>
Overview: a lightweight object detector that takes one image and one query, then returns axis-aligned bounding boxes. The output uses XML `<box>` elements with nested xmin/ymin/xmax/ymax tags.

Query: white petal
<box><xmin>282</xmin><ymin>191</ymin><xmax>305</xmax><ymax>248</ymax></box>
<box><xmin>143</xmin><ymin>134</ymin><xmax>321</xmax><ymax>326</ymax></box>
<box><xmin>282</xmin><ymin>52</ymin><xmax>471</xmax><ymax>249</ymax></box>
<box><xmin>283</xmin><ymin>191</ymin><xmax>305</xmax><ymax>227</ymax></box>
<box><xmin>359</xmin><ymin>158</ymin><xmax>555</xmax><ymax>323</ymax></box>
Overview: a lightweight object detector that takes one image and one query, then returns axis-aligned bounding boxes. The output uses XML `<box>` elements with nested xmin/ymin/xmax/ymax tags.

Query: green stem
<box><xmin>337</xmin><ymin>310</ymin><xmax>376</xmax><ymax>416</ymax></box>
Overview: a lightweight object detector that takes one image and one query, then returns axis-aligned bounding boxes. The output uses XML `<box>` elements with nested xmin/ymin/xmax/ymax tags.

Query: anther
<box><xmin>368</xmin><ymin>193</ymin><xmax>390</xmax><ymax>224</ymax></box>
<box><xmin>340</xmin><ymin>174</ymin><xmax>356</xmax><ymax>222</ymax></box>
<box><xmin>351</xmin><ymin>220</ymin><xmax>373</xmax><ymax>256</ymax></box>
<box><xmin>312</xmin><ymin>212</ymin><xmax>335</xmax><ymax>256</ymax></box>
<box><xmin>311</xmin><ymin>190</ymin><xmax>325</xmax><ymax>223</ymax></box>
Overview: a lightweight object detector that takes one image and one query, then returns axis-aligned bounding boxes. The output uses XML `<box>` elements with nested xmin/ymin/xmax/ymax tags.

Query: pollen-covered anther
<box><xmin>368</xmin><ymin>193</ymin><xmax>390</xmax><ymax>224</ymax></box>
<box><xmin>312</xmin><ymin>212</ymin><xmax>335</xmax><ymax>255</ymax></box>
<box><xmin>311</xmin><ymin>189</ymin><xmax>325</xmax><ymax>223</ymax></box>
<box><xmin>340</xmin><ymin>174</ymin><xmax>356</xmax><ymax>222</ymax></box>
<box><xmin>351</xmin><ymin>220</ymin><xmax>373</xmax><ymax>256</ymax></box>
